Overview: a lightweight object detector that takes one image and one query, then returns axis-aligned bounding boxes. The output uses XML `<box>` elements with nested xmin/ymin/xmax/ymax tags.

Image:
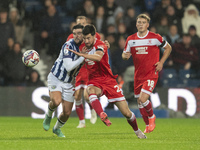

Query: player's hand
<box><xmin>104</xmin><ymin>40</ymin><xmax>110</xmax><ymax>49</ymax></box>
<box><xmin>122</xmin><ymin>52</ymin><xmax>131</xmax><ymax>60</ymax></box>
<box><xmin>81</xmin><ymin>46</ymin><xmax>87</xmax><ymax>54</ymax></box>
<box><xmin>67</xmin><ymin>48</ymin><xmax>83</xmax><ymax>57</ymax></box>
<box><xmin>155</xmin><ymin>62</ymin><xmax>163</xmax><ymax>72</ymax></box>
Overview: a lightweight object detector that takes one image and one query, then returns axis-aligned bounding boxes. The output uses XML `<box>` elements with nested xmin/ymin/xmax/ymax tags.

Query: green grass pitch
<box><xmin>0</xmin><ymin>117</ymin><xmax>200</xmax><ymax>150</ymax></box>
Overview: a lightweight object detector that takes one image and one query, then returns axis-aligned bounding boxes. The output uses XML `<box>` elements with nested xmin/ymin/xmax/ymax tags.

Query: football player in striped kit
<box><xmin>42</xmin><ymin>24</ymin><xmax>85</xmax><ymax>137</ymax></box>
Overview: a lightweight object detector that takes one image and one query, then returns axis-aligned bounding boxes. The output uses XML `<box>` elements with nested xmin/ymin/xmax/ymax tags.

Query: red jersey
<box><xmin>67</xmin><ymin>32</ymin><xmax>101</xmax><ymax>41</ymax></box>
<box><xmin>124</xmin><ymin>31</ymin><xmax>167</xmax><ymax>80</ymax></box>
<box><xmin>66</xmin><ymin>31</ymin><xmax>101</xmax><ymax>87</ymax></box>
<box><xmin>79</xmin><ymin>39</ymin><xmax>117</xmax><ymax>81</ymax></box>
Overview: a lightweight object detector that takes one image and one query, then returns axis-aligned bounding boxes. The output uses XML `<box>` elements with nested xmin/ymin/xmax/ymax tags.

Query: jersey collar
<box><xmin>137</xmin><ymin>30</ymin><xmax>149</xmax><ymax>39</ymax></box>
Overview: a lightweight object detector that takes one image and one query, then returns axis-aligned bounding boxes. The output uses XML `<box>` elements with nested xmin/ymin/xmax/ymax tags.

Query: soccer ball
<box><xmin>22</xmin><ymin>50</ymin><xmax>40</xmax><ymax>67</ymax></box>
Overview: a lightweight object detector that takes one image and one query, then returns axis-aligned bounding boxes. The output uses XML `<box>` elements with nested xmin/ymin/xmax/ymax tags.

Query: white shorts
<box><xmin>47</xmin><ymin>72</ymin><xmax>75</xmax><ymax>102</ymax></box>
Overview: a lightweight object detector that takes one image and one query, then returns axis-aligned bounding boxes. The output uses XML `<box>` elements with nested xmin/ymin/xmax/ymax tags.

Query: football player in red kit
<box><xmin>68</xmin><ymin>24</ymin><xmax>147</xmax><ymax>139</ymax></box>
<box><xmin>67</xmin><ymin>16</ymin><xmax>100</xmax><ymax>128</ymax></box>
<box><xmin>122</xmin><ymin>14</ymin><xmax>172</xmax><ymax>133</ymax></box>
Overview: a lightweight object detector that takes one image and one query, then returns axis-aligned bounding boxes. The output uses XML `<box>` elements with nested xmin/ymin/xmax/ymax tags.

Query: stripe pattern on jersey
<box><xmin>51</xmin><ymin>39</ymin><xmax>81</xmax><ymax>83</ymax></box>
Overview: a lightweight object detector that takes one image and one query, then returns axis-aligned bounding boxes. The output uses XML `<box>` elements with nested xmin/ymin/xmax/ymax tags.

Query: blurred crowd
<box><xmin>0</xmin><ymin>0</ymin><xmax>200</xmax><ymax>88</ymax></box>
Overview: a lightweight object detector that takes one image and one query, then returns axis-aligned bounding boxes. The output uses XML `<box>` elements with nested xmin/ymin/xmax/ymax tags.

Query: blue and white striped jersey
<box><xmin>51</xmin><ymin>39</ymin><xmax>83</xmax><ymax>83</ymax></box>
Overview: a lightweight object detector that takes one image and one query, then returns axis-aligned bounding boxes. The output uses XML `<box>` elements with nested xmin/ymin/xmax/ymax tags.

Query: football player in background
<box><xmin>122</xmin><ymin>14</ymin><xmax>172</xmax><ymax>133</ymax></box>
<box><xmin>68</xmin><ymin>25</ymin><xmax>147</xmax><ymax>139</ymax></box>
<box><xmin>43</xmin><ymin>24</ymin><xmax>85</xmax><ymax>137</ymax></box>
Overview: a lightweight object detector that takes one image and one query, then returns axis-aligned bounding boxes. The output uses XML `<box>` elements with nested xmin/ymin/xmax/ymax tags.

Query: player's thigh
<box><xmin>87</xmin><ymin>85</ymin><xmax>102</xmax><ymax>97</ymax></box>
<box><xmin>139</xmin><ymin>78</ymin><xmax>158</xmax><ymax>103</ymax></box>
<box><xmin>62</xmin><ymin>100</ymin><xmax>74</xmax><ymax>116</ymax></box>
<box><xmin>49</xmin><ymin>91</ymin><xmax>62</xmax><ymax>104</ymax></box>
<box><xmin>115</xmin><ymin>101</ymin><xmax>132</xmax><ymax>118</ymax></box>
<box><xmin>74</xmin><ymin>88</ymin><xmax>83</xmax><ymax>101</ymax></box>
<box><xmin>83</xmin><ymin>88</ymin><xmax>89</xmax><ymax>101</ymax></box>
<box><xmin>138</xmin><ymin>92</ymin><xmax>150</xmax><ymax>103</ymax></box>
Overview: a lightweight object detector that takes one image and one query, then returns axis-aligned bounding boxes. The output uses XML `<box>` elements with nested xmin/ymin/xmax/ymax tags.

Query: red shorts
<box><xmin>75</xmin><ymin>65</ymin><xmax>88</xmax><ymax>90</ymax></box>
<box><xmin>134</xmin><ymin>78</ymin><xmax>158</xmax><ymax>98</ymax></box>
<box><xmin>88</xmin><ymin>77</ymin><xmax>125</xmax><ymax>103</ymax></box>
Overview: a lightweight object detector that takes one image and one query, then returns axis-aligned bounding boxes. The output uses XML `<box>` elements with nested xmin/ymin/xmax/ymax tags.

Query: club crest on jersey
<box><xmin>147</xmin><ymin>40</ymin><xmax>152</xmax><ymax>44</ymax></box>
<box><xmin>64</xmin><ymin>46</ymin><xmax>69</xmax><ymax>56</ymax></box>
<box><xmin>51</xmin><ymin>85</ymin><xmax>57</xmax><ymax>89</ymax></box>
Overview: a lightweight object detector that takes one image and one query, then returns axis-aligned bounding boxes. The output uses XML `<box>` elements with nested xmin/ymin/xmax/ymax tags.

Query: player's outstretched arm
<box><xmin>122</xmin><ymin>52</ymin><xmax>131</xmax><ymax>60</ymax></box>
<box><xmin>68</xmin><ymin>49</ymin><xmax>104</xmax><ymax>62</ymax></box>
<box><xmin>63</xmin><ymin>57</ymin><xmax>84</xmax><ymax>72</ymax></box>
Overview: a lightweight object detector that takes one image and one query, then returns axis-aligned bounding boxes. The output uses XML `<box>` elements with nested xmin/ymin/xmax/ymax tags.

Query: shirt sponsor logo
<box><xmin>85</xmin><ymin>59</ymin><xmax>95</xmax><ymax>65</ymax></box>
<box><xmin>136</xmin><ymin>47</ymin><xmax>148</xmax><ymax>54</ymax></box>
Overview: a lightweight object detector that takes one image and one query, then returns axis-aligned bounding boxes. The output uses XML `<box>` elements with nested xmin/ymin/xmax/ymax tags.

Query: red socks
<box><xmin>127</xmin><ymin>112</ymin><xmax>138</xmax><ymax>131</ymax></box>
<box><xmin>138</xmin><ymin>104</ymin><xmax>149</xmax><ymax>125</ymax></box>
<box><xmin>142</xmin><ymin>100</ymin><xmax>153</xmax><ymax>117</ymax></box>
<box><xmin>75</xmin><ymin>101</ymin><xmax>84</xmax><ymax>120</ymax></box>
<box><xmin>89</xmin><ymin>94</ymin><xmax>103</xmax><ymax>116</ymax></box>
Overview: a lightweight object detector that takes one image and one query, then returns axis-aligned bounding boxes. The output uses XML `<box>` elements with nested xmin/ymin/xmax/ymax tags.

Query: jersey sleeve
<box><xmin>123</xmin><ymin>36</ymin><xmax>131</xmax><ymax>53</ymax></box>
<box><xmin>96</xmin><ymin>41</ymin><xmax>106</xmax><ymax>54</ymax></box>
<box><xmin>62</xmin><ymin>42</ymin><xmax>74</xmax><ymax>59</ymax></box>
<box><xmin>156</xmin><ymin>33</ymin><xmax>167</xmax><ymax>48</ymax></box>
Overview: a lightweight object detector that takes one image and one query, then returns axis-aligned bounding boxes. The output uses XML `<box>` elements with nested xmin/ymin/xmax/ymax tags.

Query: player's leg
<box><xmin>138</xmin><ymin>92</ymin><xmax>155</xmax><ymax>132</ymax></box>
<box><xmin>43</xmin><ymin>73</ymin><xmax>63</xmax><ymax>130</ymax></box>
<box><xmin>53</xmin><ymin>100</ymin><xmax>73</xmax><ymax>137</ymax></box>
<box><xmin>134</xmin><ymin>79</ymin><xmax>150</xmax><ymax>133</ymax></box>
<box><xmin>87</xmin><ymin>85</ymin><xmax>111</xmax><ymax>126</ymax></box>
<box><xmin>138</xmin><ymin>100</ymin><xmax>149</xmax><ymax>133</ymax></box>
<box><xmin>53</xmin><ymin>85</ymin><xmax>74</xmax><ymax>137</ymax></box>
<box><xmin>115</xmin><ymin>100</ymin><xmax>146</xmax><ymax>139</ymax></box>
<box><xmin>43</xmin><ymin>91</ymin><xmax>62</xmax><ymax>131</ymax></box>
<box><xmin>74</xmin><ymin>88</ymin><xmax>86</xmax><ymax>128</ymax></box>
<box><xmin>84</xmin><ymin>88</ymin><xmax>97</xmax><ymax>124</ymax></box>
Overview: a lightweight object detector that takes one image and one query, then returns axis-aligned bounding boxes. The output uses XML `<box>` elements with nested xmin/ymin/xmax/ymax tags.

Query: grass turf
<box><xmin>0</xmin><ymin>117</ymin><xmax>199</xmax><ymax>150</ymax></box>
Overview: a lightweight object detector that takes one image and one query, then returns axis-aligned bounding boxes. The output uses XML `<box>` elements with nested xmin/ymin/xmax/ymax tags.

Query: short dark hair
<box><xmin>72</xmin><ymin>24</ymin><xmax>84</xmax><ymax>30</ymax></box>
<box><xmin>82</xmin><ymin>25</ymin><xmax>96</xmax><ymax>36</ymax></box>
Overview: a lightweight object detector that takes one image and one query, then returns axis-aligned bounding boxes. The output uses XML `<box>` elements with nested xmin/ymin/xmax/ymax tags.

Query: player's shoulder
<box><xmin>94</xmin><ymin>39</ymin><xmax>106</xmax><ymax>51</ymax></box>
<box><xmin>96</xmin><ymin>32</ymin><xmax>101</xmax><ymax>40</ymax></box>
<box><xmin>67</xmin><ymin>33</ymin><xmax>73</xmax><ymax>41</ymax></box>
<box><xmin>148</xmin><ymin>31</ymin><xmax>162</xmax><ymax>38</ymax></box>
<box><xmin>95</xmin><ymin>39</ymin><xmax>106</xmax><ymax>47</ymax></box>
<box><xmin>127</xmin><ymin>33</ymin><xmax>138</xmax><ymax>40</ymax></box>
<box><xmin>65</xmin><ymin>39</ymin><xmax>75</xmax><ymax>46</ymax></box>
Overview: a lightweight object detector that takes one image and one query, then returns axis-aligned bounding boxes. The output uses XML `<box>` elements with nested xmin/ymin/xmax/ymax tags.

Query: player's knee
<box><xmin>51</xmin><ymin>97</ymin><xmax>62</xmax><ymax>107</ymax></box>
<box><xmin>87</xmin><ymin>86</ymin><xmax>95</xmax><ymax>94</ymax></box>
<box><xmin>122</xmin><ymin>110</ymin><xmax>132</xmax><ymax>118</ymax></box>
<box><xmin>62</xmin><ymin>110</ymin><xmax>71</xmax><ymax>117</ymax></box>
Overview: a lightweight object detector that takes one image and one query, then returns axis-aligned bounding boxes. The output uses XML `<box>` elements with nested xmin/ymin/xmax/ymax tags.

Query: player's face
<box><xmin>136</xmin><ymin>18</ymin><xmax>149</xmax><ymax>33</ymax></box>
<box><xmin>73</xmin><ymin>28</ymin><xmax>83</xmax><ymax>45</ymax></box>
<box><xmin>83</xmin><ymin>34</ymin><xmax>95</xmax><ymax>49</ymax></box>
<box><xmin>76</xmin><ymin>19</ymin><xmax>87</xmax><ymax>26</ymax></box>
